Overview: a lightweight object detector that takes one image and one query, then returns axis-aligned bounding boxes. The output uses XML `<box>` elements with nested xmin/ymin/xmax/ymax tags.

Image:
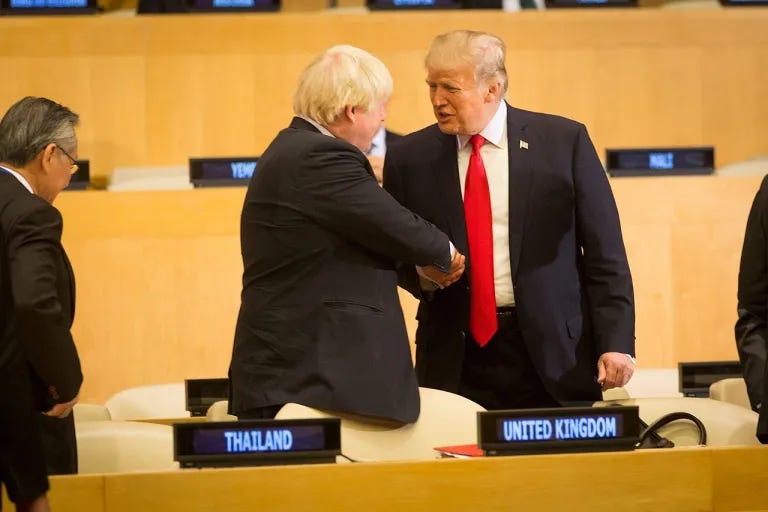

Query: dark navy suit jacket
<box><xmin>228</xmin><ymin>118</ymin><xmax>451</xmax><ymax>423</ymax></box>
<box><xmin>384</xmin><ymin>104</ymin><xmax>635</xmax><ymax>403</ymax></box>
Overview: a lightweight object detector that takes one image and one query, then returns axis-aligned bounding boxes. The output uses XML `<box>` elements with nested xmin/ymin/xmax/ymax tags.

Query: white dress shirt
<box><xmin>0</xmin><ymin>165</ymin><xmax>34</xmax><ymax>194</ymax></box>
<box><xmin>456</xmin><ymin>101</ymin><xmax>515</xmax><ymax>307</ymax></box>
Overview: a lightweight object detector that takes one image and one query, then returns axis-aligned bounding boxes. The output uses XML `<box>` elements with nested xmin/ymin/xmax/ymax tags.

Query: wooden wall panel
<box><xmin>2</xmin><ymin>10</ymin><xmax>768</xmax><ymax>176</ymax></box>
<box><xmin>45</xmin><ymin>176</ymin><xmax>763</xmax><ymax>403</ymax></box>
<box><xmin>2</xmin><ymin>10</ymin><xmax>768</xmax><ymax>400</ymax></box>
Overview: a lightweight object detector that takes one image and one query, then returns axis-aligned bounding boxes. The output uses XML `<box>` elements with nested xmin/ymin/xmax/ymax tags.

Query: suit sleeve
<box><xmin>381</xmin><ymin>145</ymin><xmax>428</xmax><ymax>299</ymax></box>
<box><xmin>736</xmin><ymin>175</ymin><xmax>768</xmax><ymax>411</ymax></box>
<box><xmin>572</xmin><ymin>124</ymin><xmax>636</xmax><ymax>357</ymax></box>
<box><xmin>298</xmin><ymin>144</ymin><xmax>451</xmax><ymax>272</ymax></box>
<box><xmin>7</xmin><ymin>202</ymin><xmax>82</xmax><ymax>403</ymax></box>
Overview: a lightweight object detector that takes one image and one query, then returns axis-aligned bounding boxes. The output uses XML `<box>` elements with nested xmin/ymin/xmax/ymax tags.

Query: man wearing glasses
<box><xmin>0</xmin><ymin>97</ymin><xmax>83</xmax><ymax>512</ymax></box>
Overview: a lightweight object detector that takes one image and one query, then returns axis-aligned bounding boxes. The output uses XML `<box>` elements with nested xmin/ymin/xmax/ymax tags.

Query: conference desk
<box><xmin>3</xmin><ymin>446</ymin><xmax>767</xmax><ymax>511</ymax></box>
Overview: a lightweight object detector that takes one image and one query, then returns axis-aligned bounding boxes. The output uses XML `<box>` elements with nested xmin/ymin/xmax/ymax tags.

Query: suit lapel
<box><xmin>434</xmin><ymin>132</ymin><xmax>468</xmax><ymax>256</ymax></box>
<box><xmin>62</xmin><ymin>250</ymin><xmax>76</xmax><ymax>322</ymax></box>
<box><xmin>506</xmin><ymin>105</ymin><xmax>535</xmax><ymax>279</ymax></box>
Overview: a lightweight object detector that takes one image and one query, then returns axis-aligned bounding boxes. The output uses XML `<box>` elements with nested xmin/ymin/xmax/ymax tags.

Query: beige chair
<box><xmin>709</xmin><ymin>378</ymin><xmax>752</xmax><ymax>410</ymax></box>
<box><xmin>104</xmin><ymin>383</ymin><xmax>188</xmax><ymax>420</ymax></box>
<box><xmin>602</xmin><ymin>387</ymin><xmax>630</xmax><ymax>401</ymax></box>
<box><xmin>275</xmin><ymin>387</ymin><xmax>485</xmax><ymax>462</ymax></box>
<box><xmin>595</xmin><ymin>397</ymin><xmax>760</xmax><ymax>446</ymax></box>
<box><xmin>76</xmin><ymin>420</ymin><xmax>178</xmax><ymax>474</ymax></box>
<box><xmin>206</xmin><ymin>400</ymin><xmax>237</xmax><ymax>422</ymax></box>
<box><xmin>716</xmin><ymin>156</ymin><xmax>768</xmax><ymax>177</ymax></box>
<box><xmin>73</xmin><ymin>403</ymin><xmax>112</xmax><ymax>422</ymax></box>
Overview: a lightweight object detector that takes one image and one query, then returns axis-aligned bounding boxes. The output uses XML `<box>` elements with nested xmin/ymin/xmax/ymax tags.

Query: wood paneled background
<box><xmin>1</xmin><ymin>9</ymin><xmax>767</xmax><ymax>402</ymax></box>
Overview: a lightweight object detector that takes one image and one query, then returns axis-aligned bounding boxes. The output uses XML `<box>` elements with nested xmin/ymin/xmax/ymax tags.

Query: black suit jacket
<box><xmin>228</xmin><ymin>118</ymin><xmax>451</xmax><ymax>423</ymax></box>
<box><xmin>383</xmin><ymin>104</ymin><xmax>635</xmax><ymax>403</ymax></box>
<box><xmin>0</xmin><ymin>170</ymin><xmax>82</xmax><ymax>478</ymax></box>
<box><xmin>736</xmin><ymin>174</ymin><xmax>768</xmax><ymax>419</ymax></box>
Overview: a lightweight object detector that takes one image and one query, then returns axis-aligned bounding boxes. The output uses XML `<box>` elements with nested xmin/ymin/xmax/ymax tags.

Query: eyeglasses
<box><xmin>55</xmin><ymin>144</ymin><xmax>79</xmax><ymax>175</ymax></box>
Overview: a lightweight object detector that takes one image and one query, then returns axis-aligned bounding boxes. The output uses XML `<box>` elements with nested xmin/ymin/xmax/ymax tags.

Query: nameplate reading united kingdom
<box><xmin>478</xmin><ymin>406</ymin><xmax>640</xmax><ymax>455</ymax></box>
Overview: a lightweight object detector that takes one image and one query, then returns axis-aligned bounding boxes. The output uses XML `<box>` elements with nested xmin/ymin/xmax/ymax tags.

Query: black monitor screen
<box><xmin>679</xmin><ymin>361</ymin><xmax>742</xmax><ymax>397</ymax></box>
<box><xmin>66</xmin><ymin>159</ymin><xmax>90</xmax><ymax>191</ymax></box>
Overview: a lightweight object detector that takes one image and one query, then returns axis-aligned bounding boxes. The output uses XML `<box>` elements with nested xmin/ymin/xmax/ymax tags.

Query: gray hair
<box><xmin>0</xmin><ymin>96</ymin><xmax>79</xmax><ymax>167</ymax></box>
<box><xmin>425</xmin><ymin>30</ymin><xmax>508</xmax><ymax>95</ymax></box>
<box><xmin>293</xmin><ymin>45</ymin><xmax>393</xmax><ymax>126</ymax></box>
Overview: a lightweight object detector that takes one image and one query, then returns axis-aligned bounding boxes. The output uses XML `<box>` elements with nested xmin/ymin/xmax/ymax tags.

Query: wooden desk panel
<box><xmin>102</xmin><ymin>450</ymin><xmax>711</xmax><ymax>512</ymax></box>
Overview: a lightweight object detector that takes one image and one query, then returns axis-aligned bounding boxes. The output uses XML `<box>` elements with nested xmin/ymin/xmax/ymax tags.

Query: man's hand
<box><xmin>597</xmin><ymin>352</ymin><xmax>635</xmax><ymax>391</ymax></box>
<box><xmin>367</xmin><ymin>155</ymin><xmax>384</xmax><ymax>185</ymax></box>
<box><xmin>44</xmin><ymin>394</ymin><xmax>79</xmax><ymax>418</ymax></box>
<box><xmin>417</xmin><ymin>251</ymin><xmax>465</xmax><ymax>288</ymax></box>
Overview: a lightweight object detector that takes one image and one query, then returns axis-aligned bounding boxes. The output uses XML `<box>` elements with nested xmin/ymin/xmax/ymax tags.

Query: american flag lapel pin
<box><xmin>520</xmin><ymin>140</ymin><xmax>529</xmax><ymax>150</ymax></box>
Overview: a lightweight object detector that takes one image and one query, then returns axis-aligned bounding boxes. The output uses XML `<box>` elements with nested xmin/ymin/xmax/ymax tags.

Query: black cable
<box><xmin>338</xmin><ymin>453</ymin><xmax>358</xmax><ymax>463</ymax></box>
<box><xmin>638</xmin><ymin>412</ymin><xmax>707</xmax><ymax>447</ymax></box>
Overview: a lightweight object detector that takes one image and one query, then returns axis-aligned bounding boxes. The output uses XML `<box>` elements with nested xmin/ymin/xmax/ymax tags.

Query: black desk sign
<box><xmin>184</xmin><ymin>378</ymin><xmax>229</xmax><ymax>417</ymax></box>
<box><xmin>546</xmin><ymin>0</ymin><xmax>636</xmax><ymax>7</ymax></box>
<box><xmin>478</xmin><ymin>406</ymin><xmax>640</xmax><ymax>455</ymax></box>
<box><xmin>367</xmin><ymin>0</ymin><xmax>461</xmax><ymax>9</ymax></box>
<box><xmin>606</xmin><ymin>146</ymin><xmax>714</xmax><ymax>177</ymax></box>
<box><xmin>1</xmin><ymin>0</ymin><xmax>98</xmax><ymax>14</ymax></box>
<box><xmin>66</xmin><ymin>159</ymin><xmax>90</xmax><ymax>191</ymax></box>
<box><xmin>186</xmin><ymin>0</ymin><xmax>279</xmax><ymax>12</ymax></box>
<box><xmin>189</xmin><ymin>157</ymin><xmax>258</xmax><ymax>188</ymax></box>
<box><xmin>174</xmin><ymin>418</ymin><xmax>341</xmax><ymax>468</ymax></box>
<box><xmin>678</xmin><ymin>360</ymin><xmax>742</xmax><ymax>398</ymax></box>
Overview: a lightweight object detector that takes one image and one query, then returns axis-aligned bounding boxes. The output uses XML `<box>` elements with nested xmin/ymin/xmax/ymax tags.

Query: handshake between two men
<box><xmin>418</xmin><ymin>249</ymin><xmax>466</xmax><ymax>290</ymax></box>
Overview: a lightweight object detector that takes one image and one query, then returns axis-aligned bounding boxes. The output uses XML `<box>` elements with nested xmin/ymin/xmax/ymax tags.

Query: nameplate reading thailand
<box><xmin>174</xmin><ymin>418</ymin><xmax>341</xmax><ymax>468</ymax></box>
<box><xmin>197</xmin><ymin>425</ymin><xmax>322</xmax><ymax>454</ymax></box>
<box><xmin>478</xmin><ymin>406</ymin><xmax>640</xmax><ymax>455</ymax></box>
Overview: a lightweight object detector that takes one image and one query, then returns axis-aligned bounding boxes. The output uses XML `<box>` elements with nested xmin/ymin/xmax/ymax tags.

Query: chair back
<box><xmin>73</xmin><ymin>403</ymin><xmax>112</xmax><ymax>422</ymax></box>
<box><xmin>206</xmin><ymin>400</ymin><xmax>237</xmax><ymax>421</ymax></box>
<box><xmin>595</xmin><ymin>397</ymin><xmax>760</xmax><ymax>446</ymax></box>
<box><xmin>104</xmin><ymin>383</ymin><xmax>188</xmax><ymax>420</ymax></box>
<box><xmin>275</xmin><ymin>387</ymin><xmax>485</xmax><ymax>462</ymax></box>
<box><xmin>76</xmin><ymin>420</ymin><xmax>178</xmax><ymax>473</ymax></box>
<box><xmin>709</xmin><ymin>378</ymin><xmax>752</xmax><ymax>410</ymax></box>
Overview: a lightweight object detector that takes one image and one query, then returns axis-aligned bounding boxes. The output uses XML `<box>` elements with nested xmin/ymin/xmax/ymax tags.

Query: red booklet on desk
<box><xmin>433</xmin><ymin>444</ymin><xmax>484</xmax><ymax>458</ymax></box>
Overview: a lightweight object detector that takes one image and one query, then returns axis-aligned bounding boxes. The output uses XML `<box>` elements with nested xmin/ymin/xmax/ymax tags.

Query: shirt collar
<box><xmin>367</xmin><ymin>125</ymin><xmax>387</xmax><ymax>157</ymax></box>
<box><xmin>299</xmin><ymin>116</ymin><xmax>335</xmax><ymax>138</ymax></box>
<box><xmin>457</xmin><ymin>100</ymin><xmax>507</xmax><ymax>150</ymax></box>
<box><xmin>0</xmin><ymin>165</ymin><xmax>34</xmax><ymax>194</ymax></box>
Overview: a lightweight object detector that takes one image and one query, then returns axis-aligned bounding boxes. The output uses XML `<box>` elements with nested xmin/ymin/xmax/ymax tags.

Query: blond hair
<box><xmin>425</xmin><ymin>30</ymin><xmax>508</xmax><ymax>95</ymax></box>
<box><xmin>293</xmin><ymin>45</ymin><xmax>393</xmax><ymax>126</ymax></box>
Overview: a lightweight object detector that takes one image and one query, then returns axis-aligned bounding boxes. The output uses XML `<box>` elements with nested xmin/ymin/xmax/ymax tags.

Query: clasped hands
<box><xmin>44</xmin><ymin>394</ymin><xmax>79</xmax><ymax>419</ymax></box>
<box><xmin>417</xmin><ymin>250</ymin><xmax>466</xmax><ymax>289</ymax></box>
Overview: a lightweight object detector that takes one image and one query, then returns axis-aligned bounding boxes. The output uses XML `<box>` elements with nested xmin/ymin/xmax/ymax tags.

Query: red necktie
<box><xmin>464</xmin><ymin>134</ymin><xmax>498</xmax><ymax>347</ymax></box>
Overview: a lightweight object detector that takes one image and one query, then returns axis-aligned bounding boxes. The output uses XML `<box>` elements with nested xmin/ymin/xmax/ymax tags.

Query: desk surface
<box><xmin>4</xmin><ymin>446</ymin><xmax>767</xmax><ymax>512</ymax></box>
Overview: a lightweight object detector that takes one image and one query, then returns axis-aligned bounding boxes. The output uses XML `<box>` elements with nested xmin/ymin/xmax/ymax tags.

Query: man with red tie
<box><xmin>384</xmin><ymin>30</ymin><xmax>636</xmax><ymax>409</ymax></box>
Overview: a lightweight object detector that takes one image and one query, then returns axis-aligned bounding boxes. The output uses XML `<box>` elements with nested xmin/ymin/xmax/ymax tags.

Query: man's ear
<box><xmin>485</xmin><ymin>81</ymin><xmax>501</xmax><ymax>103</ymax></box>
<box><xmin>39</xmin><ymin>143</ymin><xmax>58</xmax><ymax>172</ymax></box>
<box><xmin>344</xmin><ymin>105</ymin><xmax>356</xmax><ymax>123</ymax></box>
